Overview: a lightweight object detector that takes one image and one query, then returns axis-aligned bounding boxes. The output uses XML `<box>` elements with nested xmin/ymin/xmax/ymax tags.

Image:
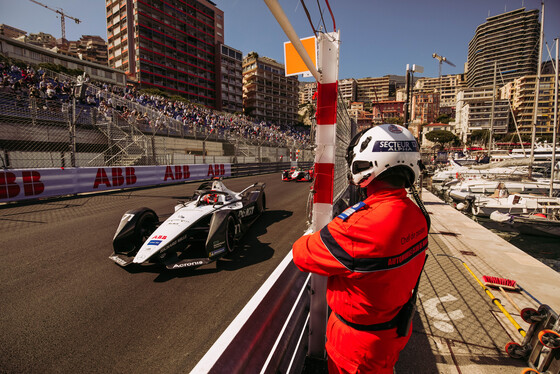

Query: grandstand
<box><xmin>0</xmin><ymin>57</ymin><xmax>314</xmax><ymax>169</ymax></box>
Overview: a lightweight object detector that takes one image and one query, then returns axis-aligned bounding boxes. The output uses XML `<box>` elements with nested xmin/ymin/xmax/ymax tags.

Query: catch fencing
<box><xmin>0</xmin><ymin>88</ymin><xmax>313</xmax><ymax>170</ymax></box>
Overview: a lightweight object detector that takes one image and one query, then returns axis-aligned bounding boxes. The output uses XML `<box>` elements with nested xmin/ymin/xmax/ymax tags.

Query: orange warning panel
<box><xmin>284</xmin><ymin>36</ymin><xmax>317</xmax><ymax>77</ymax></box>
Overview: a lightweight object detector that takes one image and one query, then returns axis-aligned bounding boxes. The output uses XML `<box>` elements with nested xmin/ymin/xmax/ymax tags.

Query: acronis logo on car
<box><xmin>148</xmin><ymin>240</ymin><xmax>162</xmax><ymax>246</ymax></box>
<box><xmin>171</xmin><ymin>260</ymin><xmax>205</xmax><ymax>269</ymax></box>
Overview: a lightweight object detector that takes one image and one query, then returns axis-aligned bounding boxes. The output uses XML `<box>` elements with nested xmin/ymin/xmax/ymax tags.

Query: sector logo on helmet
<box><xmin>346</xmin><ymin>124</ymin><xmax>421</xmax><ymax>188</ymax></box>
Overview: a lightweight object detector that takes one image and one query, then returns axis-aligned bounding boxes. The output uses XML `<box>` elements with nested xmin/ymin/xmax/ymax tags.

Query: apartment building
<box><xmin>466</xmin><ymin>8</ymin><xmax>539</xmax><ymax>88</ymax></box>
<box><xmin>356</xmin><ymin>76</ymin><xmax>391</xmax><ymax>108</ymax></box>
<box><xmin>106</xmin><ymin>0</ymin><xmax>224</xmax><ymax>107</ymax></box>
<box><xmin>219</xmin><ymin>44</ymin><xmax>243</xmax><ymax>113</ymax></box>
<box><xmin>69</xmin><ymin>35</ymin><xmax>109</xmax><ymax>66</ymax></box>
<box><xmin>338</xmin><ymin>78</ymin><xmax>358</xmax><ymax>105</ymax></box>
<box><xmin>298</xmin><ymin>81</ymin><xmax>317</xmax><ymax>105</ymax></box>
<box><xmin>0</xmin><ymin>24</ymin><xmax>27</xmax><ymax>39</ymax></box>
<box><xmin>371</xmin><ymin>101</ymin><xmax>405</xmax><ymax>124</ymax></box>
<box><xmin>242</xmin><ymin>53</ymin><xmax>298</xmax><ymax>126</ymax></box>
<box><xmin>414</xmin><ymin>74</ymin><xmax>465</xmax><ymax>109</ymax></box>
<box><xmin>411</xmin><ymin>92</ymin><xmax>440</xmax><ymax>125</ymax></box>
<box><xmin>348</xmin><ymin>102</ymin><xmax>373</xmax><ymax>131</ymax></box>
<box><xmin>0</xmin><ymin>34</ymin><xmax>126</xmax><ymax>86</ymax></box>
<box><xmin>298</xmin><ymin>78</ymin><xmax>357</xmax><ymax>107</ymax></box>
<box><xmin>505</xmin><ymin>74</ymin><xmax>558</xmax><ymax>137</ymax></box>
<box><xmin>455</xmin><ymin>87</ymin><xmax>510</xmax><ymax>143</ymax></box>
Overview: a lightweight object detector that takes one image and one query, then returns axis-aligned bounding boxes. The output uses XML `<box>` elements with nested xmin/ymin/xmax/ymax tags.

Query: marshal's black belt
<box><xmin>334</xmin><ymin>312</ymin><xmax>400</xmax><ymax>332</ymax></box>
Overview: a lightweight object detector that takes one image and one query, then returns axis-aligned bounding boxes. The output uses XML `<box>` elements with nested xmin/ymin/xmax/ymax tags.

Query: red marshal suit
<box><xmin>292</xmin><ymin>183</ymin><xmax>428</xmax><ymax>373</ymax></box>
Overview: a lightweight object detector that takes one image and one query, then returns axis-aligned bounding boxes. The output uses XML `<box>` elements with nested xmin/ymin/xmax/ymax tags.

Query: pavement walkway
<box><xmin>396</xmin><ymin>189</ymin><xmax>560</xmax><ymax>374</ymax></box>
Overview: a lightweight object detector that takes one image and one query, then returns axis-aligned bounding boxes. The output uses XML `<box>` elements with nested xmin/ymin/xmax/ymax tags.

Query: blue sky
<box><xmin>0</xmin><ymin>0</ymin><xmax>558</xmax><ymax>80</ymax></box>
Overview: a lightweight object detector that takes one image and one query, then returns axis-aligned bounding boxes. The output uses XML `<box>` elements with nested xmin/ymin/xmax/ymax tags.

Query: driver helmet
<box><xmin>345</xmin><ymin>124</ymin><xmax>420</xmax><ymax>188</ymax></box>
<box><xmin>203</xmin><ymin>193</ymin><xmax>219</xmax><ymax>204</ymax></box>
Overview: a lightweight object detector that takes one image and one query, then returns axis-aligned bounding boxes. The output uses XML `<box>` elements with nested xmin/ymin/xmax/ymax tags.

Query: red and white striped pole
<box><xmin>308</xmin><ymin>31</ymin><xmax>340</xmax><ymax>358</ymax></box>
<box><xmin>263</xmin><ymin>0</ymin><xmax>339</xmax><ymax>359</ymax></box>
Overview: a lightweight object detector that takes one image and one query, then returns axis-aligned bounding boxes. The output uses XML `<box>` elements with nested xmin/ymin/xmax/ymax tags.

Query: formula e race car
<box><xmin>109</xmin><ymin>178</ymin><xmax>266</xmax><ymax>270</ymax></box>
<box><xmin>281</xmin><ymin>166</ymin><xmax>314</xmax><ymax>182</ymax></box>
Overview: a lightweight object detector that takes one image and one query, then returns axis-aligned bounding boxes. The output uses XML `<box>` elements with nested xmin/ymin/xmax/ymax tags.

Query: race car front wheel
<box><xmin>225</xmin><ymin>215</ymin><xmax>236</xmax><ymax>253</ymax></box>
<box><xmin>134</xmin><ymin>211</ymin><xmax>158</xmax><ymax>252</ymax></box>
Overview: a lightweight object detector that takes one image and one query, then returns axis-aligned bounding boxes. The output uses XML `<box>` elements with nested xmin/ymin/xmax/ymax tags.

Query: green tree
<box><xmin>385</xmin><ymin>117</ymin><xmax>404</xmax><ymax>125</ymax></box>
<box><xmin>435</xmin><ymin>114</ymin><xmax>451</xmax><ymax>124</ymax></box>
<box><xmin>425</xmin><ymin>129</ymin><xmax>458</xmax><ymax>147</ymax></box>
<box><xmin>468</xmin><ymin>129</ymin><xmax>490</xmax><ymax>145</ymax></box>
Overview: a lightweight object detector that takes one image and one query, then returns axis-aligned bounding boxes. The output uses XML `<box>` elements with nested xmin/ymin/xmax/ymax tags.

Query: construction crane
<box><xmin>432</xmin><ymin>53</ymin><xmax>456</xmax><ymax>79</ymax></box>
<box><xmin>432</xmin><ymin>53</ymin><xmax>456</xmax><ymax>98</ymax></box>
<box><xmin>29</xmin><ymin>0</ymin><xmax>81</xmax><ymax>40</ymax></box>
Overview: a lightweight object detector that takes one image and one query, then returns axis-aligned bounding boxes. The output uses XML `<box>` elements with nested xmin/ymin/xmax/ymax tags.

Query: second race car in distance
<box><xmin>282</xmin><ymin>166</ymin><xmax>314</xmax><ymax>182</ymax></box>
<box><xmin>109</xmin><ymin>178</ymin><xmax>266</xmax><ymax>270</ymax></box>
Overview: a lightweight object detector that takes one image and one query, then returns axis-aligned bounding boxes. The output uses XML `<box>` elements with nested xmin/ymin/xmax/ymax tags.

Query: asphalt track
<box><xmin>0</xmin><ymin>173</ymin><xmax>312</xmax><ymax>374</ymax></box>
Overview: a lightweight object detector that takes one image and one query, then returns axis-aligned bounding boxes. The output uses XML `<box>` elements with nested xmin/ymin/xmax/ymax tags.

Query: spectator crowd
<box><xmin>1</xmin><ymin>61</ymin><xmax>311</xmax><ymax>149</ymax></box>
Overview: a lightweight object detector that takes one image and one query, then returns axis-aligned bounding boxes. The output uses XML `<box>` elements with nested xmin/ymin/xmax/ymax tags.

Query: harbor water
<box><xmin>474</xmin><ymin>216</ymin><xmax>560</xmax><ymax>272</ymax></box>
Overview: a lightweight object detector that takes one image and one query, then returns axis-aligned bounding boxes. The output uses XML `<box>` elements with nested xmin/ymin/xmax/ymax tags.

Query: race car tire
<box><xmin>225</xmin><ymin>215</ymin><xmax>236</xmax><ymax>253</ymax></box>
<box><xmin>262</xmin><ymin>192</ymin><xmax>267</xmax><ymax>211</ymax></box>
<box><xmin>134</xmin><ymin>211</ymin><xmax>158</xmax><ymax>252</ymax></box>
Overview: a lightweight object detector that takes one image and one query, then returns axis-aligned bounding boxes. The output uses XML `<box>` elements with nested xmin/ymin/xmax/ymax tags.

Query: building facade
<box><xmin>506</xmin><ymin>74</ymin><xmax>558</xmax><ymax>137</ymax></box>
<box><xmin>466</xmin><ymin>8</ymin><xmax>539</xmax><ymax>88</ymax></box>
<box><xmin>338</xmin><ymin>78</ymin><xmax>357</xmax><ymax>105</ymax></box>
<box><xmin>0</xmin><ymin>34</ymin><xmax>126</xmax><ymax>86</ymax></box>
<box><xmin>73</xmin><ymin>35</ymin><xmax>109</xmax><ymax>66</ymax></box>
<box><xmin>106</xmin><ymin>0</ymin><xmax>224</xmax><ymax>107</ymax></box>
<box><xmin>219</xmin><ymin>44</ymin><xmax>243</xmax><ymax>113</ymax></box>
<box><xmin>348</xmin><ymin>102</ymin><xmax>373</xmax><ymax>131</ymax></box>
<box><xmin>356</xmin><ymin>76</ymin><xmax>391</xmax><ymax>109</ymax></box>
<box><xmin>371</xmin><ymin>100</ymin><xmax>405</xmax><ymax>124</ymax></box>
<box><xmin>242</xmin><ymin>53</ymin><xmax>298</xmax><ymax>126</ymax></box>
<box><xmin>414</xmin><ymin>74</ymin><xmax>465</xmax><ymax>109</ymax></box>
<box><xmin>298</xmin><ymin>81</ymin><xmax>316</xmax><ymax>105</ymax></box>
<box><xmin>411</xmin><ymin>92</ymin><xmax>440</xmax><ymax>125</ymax></box>
<box><xmin>0</xmin><ymin>24</ymin><xmax>27</xmax><ymax>39</ymax></box>
<box><xmin>455</xmin><ymin>87</ymin><xmax>510</xmax><ymax>143</ymax></box>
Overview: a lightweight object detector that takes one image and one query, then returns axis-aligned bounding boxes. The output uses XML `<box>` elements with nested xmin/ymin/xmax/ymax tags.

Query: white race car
<box><xmin>109</xmin><ymin>178</ymin><xmax>266</xmax><ymax>270</ymax></box>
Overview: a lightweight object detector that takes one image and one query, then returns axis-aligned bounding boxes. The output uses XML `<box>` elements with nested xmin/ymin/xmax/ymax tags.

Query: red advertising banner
<box><xmin>0</xmin><ymin>164</ymin><xmax>231</xmax><ymax>203</ymax></box>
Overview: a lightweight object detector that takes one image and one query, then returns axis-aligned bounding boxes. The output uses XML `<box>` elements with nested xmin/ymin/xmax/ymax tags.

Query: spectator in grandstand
<box><xmin>86</xmin><ymin>94</ymin><xmax>96</xmax><ymax>106</ymax></box>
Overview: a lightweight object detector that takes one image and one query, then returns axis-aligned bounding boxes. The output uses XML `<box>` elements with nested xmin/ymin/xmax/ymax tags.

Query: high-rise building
<box><xmin>338</xmin><ymin>78</ymin><xmax>357</xmax><ymax>105</ymax></box>
<box><xmin>75</xmin><ymin>35</ymin><xmax>109</xmax><ymax>66</ymax></box>
<box><xmin>242</xmin><ymin>52</ymin><xmax>298</xmax><ymax>126</ymax></box>
<box><xmin>414</xmin><ymin>74</ymin><xmax>465</xmax><ymax>109</ymax></box>
<box><xmin>505</xmin><ymin>74</ymin><xmax>558</xmax><ymax>137</ymax></box>
<box><xmin>219</xmin><ymin>44</ymin><xmax>243</xmax><ymax>113</ymax></box>
<box><xmin>455</xmin><ymin>87</ymin><xmax>509</xmax><ymax>143</ymax></box>
<box><xmin>356</xmin><ymin>76</ymin><xmax>390</xmax><ymax>108</ymax></box>
<box><xmin>106</xmin><ymin>0</ymin><xmax>224</xmax><ymax>107</ymax></box>
<box><xmin>298</xmin><ymin>81</ymin><xmax>317</xmax><ymax>105</ymax></box>
<box><xmin>466</xmin><ymin>8</ymin><xmax>540</xmax><ymax>88</ymax></box>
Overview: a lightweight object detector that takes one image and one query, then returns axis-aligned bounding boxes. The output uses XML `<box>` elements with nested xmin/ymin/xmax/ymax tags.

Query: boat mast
<box><xmin>489</xmin><ymin>61</ymin><xmax>497</xmax><ymax>155</ymax></box>
<box><xmin>528</xmin><ymin>1</ymin><xmax>545</xmax><ymax>178</ymax></box>
<box><xmin>551</xmin><ymin>38</ymin><xmax>558</xmax><ymax>198</ymax></box>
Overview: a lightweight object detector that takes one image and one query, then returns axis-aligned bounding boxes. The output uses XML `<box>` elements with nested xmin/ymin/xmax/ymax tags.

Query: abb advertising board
<box><xmin>0</xmin><ymin>164</ymin><xmax>231</xmax><ymax>203</ymax></box>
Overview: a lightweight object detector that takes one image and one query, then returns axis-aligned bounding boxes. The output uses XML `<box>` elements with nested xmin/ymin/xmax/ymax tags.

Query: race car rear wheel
<box><xmin>225</xmin><ymin>215</ymin><xmax>236</xmax><ymax>253</ymax></box>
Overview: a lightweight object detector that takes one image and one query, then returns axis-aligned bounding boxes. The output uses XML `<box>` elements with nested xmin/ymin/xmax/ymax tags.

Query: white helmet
<box><xmin>345</xmin><ymin>124</ymin><xmax>421</xmax><ymax>188</ymax></box>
